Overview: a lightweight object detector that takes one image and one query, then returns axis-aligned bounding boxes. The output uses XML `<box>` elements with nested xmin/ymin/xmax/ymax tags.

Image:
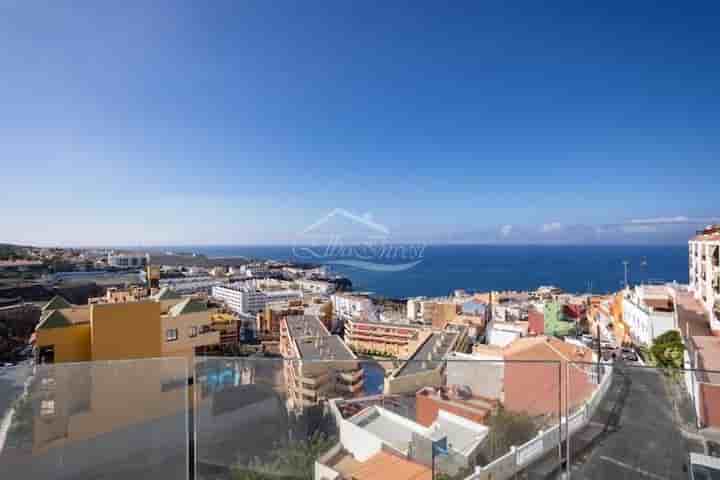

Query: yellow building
<box><xmin>161</xmin><ymin>297</ymin><xmax>219</xmax><ymax>360</ymax></box>
<box><xmin>28</xmin><ymin>297</ymin><xmax>218</xmax><ymax>458</ymax></box>
<box><xmin>34</xmin><ymin>297</ymin><xmax>217</xmax><ymax>364</ymax></box>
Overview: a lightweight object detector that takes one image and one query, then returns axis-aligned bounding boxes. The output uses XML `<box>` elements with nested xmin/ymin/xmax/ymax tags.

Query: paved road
<box><xmin>569</xmin><ymin>364</ymin><xmax>689</xmax><ymax>480</ymax></box>
<box><xmin>0</xmin><ymin>361</ymin><xmax>31</xmax><ymax>416</ymax></box>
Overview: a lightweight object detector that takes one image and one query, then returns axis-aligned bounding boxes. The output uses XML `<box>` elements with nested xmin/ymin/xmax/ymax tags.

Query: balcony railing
<box><xmin>1</xmin><ymin>356</ymin><xmax>718</xmax><ymax>479</ymax></box>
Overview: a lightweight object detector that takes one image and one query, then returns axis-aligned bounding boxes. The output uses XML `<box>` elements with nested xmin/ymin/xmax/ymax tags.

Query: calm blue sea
<box><xmin>152</xmin><ymin>245</ymin><xmax>688</xmax><ymax>299</ymax></box>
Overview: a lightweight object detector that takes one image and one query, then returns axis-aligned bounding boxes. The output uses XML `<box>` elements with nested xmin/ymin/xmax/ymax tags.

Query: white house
<box><xmin>622</xmin><ymin>285</ymin><xmax>677</xmax><ymax>346</ymax></box>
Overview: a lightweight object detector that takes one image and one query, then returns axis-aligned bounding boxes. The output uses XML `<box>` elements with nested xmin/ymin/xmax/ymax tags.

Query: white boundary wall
<box><xmin>466</xmin><ymin>364</ymin><xmax>614</xmax><ymax>480</ymax></box>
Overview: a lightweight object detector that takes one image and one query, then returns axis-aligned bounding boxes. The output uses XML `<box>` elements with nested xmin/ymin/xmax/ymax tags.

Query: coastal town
<box><xmin>0</xmin><ymin>224</ymin><xmax>718</xmax><ymax>479</ymax></box>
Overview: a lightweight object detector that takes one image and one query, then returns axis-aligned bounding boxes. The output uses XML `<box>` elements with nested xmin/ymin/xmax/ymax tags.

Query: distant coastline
<box><xmin>148</xmin><ymin>244</ymin><xmax>689</xmax><ymax>298</ymax></box>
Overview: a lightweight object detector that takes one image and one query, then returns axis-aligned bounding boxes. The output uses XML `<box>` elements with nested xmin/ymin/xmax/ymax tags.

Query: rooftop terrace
<box><xmin>396</xmin><ymin>330</ymin><xmax>459</xmax><ymax>377</ymax></box>
<box><xmin>285</xmin><ymin>315</ymin><xmax>355</xmax><ymax>360</ymax></box>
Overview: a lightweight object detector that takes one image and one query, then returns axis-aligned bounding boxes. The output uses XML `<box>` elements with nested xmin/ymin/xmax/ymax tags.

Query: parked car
<box><xmin>621</xmin><ymin>347</ymin><xmax>639</xmax><ymax>362</ymax></box>
<box><xmin>688</xmin><ymin>452</ymin><xmax>720</xmax><ymax>479</ymax></box>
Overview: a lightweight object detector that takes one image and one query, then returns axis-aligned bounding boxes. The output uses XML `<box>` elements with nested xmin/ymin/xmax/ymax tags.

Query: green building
<box><xmin>543</xmin><ymin>301</ymin><xmax>576</xmax><ymax>337</ymax></box>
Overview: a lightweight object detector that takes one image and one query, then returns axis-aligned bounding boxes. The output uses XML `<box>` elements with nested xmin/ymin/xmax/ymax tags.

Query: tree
<box><xmin>650</xmin><ymin>330</ymin><xmax>684</xmax><ymax>370</ymax></box>
<box><xmin>233</xmin><ymin>431</ymin><xmax>337</xmax><ymax>480</ymax></box>
<box><xmin>479</xmin><ymin>405</ymin><xmax>539</xmax><ymax>463</ymax></box>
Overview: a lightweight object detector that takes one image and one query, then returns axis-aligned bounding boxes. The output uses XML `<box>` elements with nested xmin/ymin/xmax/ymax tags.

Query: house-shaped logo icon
<box><xmin>293</xmin><ymin>209</ymin><xmax>424</xmax><ymax>272</ymax></box>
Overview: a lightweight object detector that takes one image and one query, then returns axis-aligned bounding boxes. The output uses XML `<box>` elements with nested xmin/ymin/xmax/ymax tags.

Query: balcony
<box><xmin>0</xmin><ymin>355</ymin><xmax>715</xmax><ymax>480</ymax></box>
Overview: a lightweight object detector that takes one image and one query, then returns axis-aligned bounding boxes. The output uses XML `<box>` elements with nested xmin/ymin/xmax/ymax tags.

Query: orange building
<box><xmin>415</xmin><ymin>386</ymin><xmax>496</xmax><ymax>427</ymax></box>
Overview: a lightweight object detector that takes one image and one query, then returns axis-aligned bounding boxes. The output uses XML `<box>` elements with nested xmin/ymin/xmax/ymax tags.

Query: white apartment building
<box><xmin>244</xmin><ymin>265</ymin><xmax>274</xmax><ymax>278</ymax></box>
<box><xmin>212</xmin><ymin>283</ymin><xmax>302</xmax><ymax>314</ymax></box>
<box><xmin>332</xmin><ymin>293</ymin><xmax>378</xmax><ymax>322</ymax></box>
<box><xmin>406</xmin><ymin>297</ymin><xmax>426</xmax><ymax>322</ymax></box>
<box><xmin>295</xmin><ymin>278</ymin><xmax>335</xmax><ymax>295</ymax></box>
<box><xmin>107</xmin><ymin>252</ymin><xmax>147</xmax><ymax>269</ymax></box>
<box><xmin>622</xmin><ymin>285</ymin><xmax>677</xmax><ymax>346</ymax></box>
<box><xmin>689</xmin><ymin>225</ymin><xmax>720</xmax><ymax>330</ymax></box>
<box><xmin>485</xmin><ymin>320</ymin><xmax>528</xmax><ymax>347</ymax></box>
<box><xmin>160</xmin><ymin>276</ymin><xmax>222</xmax><ymax>294</ymax></box>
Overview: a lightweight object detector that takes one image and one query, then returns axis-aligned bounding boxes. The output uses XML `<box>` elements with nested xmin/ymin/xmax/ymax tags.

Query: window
<box><xmin>40</xmin><ymin>399</ymin><xmax>55</xmax><ymax>416</ymax></box>
<box><xmin>38</xmin><ymin>345</ymin><xmax>55</xmax><ymax>364</ymax></box>
<box><xmin>166</xmin><ymin>328</ymin><xmax>178</xmax><ymax>342</ymax></box>
<box><xmin>189</xmin><ymin>326</ymin><xmax>197</xmax><ymax>338</ymax></box>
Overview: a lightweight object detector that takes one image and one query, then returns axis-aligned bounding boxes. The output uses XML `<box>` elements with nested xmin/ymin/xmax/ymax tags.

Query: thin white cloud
<box><xmin>500</xmin><ymin>224</ymin><xmax>513</xmax><ymax>237</ymax></box>
<box><xmin>629</xmin><ymin>216</ymin><xmax>720</xmax><ymax>225</ymax></box>
<box><xmin>623</xmin><ymin>225</ymin><xmax>658</xmax><ymax>234</ymax></box>
<box><xmin>541</xmin><ymin>222</ymin><xmax>563</xmax><ymax>233</ymax></box>
<box><xmin>630</xmin><ymin>216</ymin><xmax>689</xmax><ymax>224</ymax></box>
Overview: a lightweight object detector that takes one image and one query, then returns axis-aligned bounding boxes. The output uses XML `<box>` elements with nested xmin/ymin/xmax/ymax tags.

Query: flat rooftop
<box><xmin>296</xmin><ymin>335</ymin><xmax>355</xmax><ymax>361</ymax></box>
<box><xmin>348</xmin><ymin>317</ymin><xmax>421</xmax><ymax>328</ymax></box>
<box><xmin>286</xmin><ymin>315</ymin><xmax>355</xmax><ymax>360</ymax></box>
<box><xmin>396</xmin><ymin>331</ymin><xmax>459</xmax><ymax>377</ymax></box>
<box><xmin>352</xmin><ymin>407</ymin><xmax>427</xmax><ymax>453</ymax></box>
<box><xmin>349</xmin><ymin>405</ymin><xmax>486</xmax><ymax>457</ymax></box>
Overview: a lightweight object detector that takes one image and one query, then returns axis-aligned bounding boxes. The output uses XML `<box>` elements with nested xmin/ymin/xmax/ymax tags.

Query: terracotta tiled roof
<box><xmin>345</xmin><ymin>451</ymin><xmax>431</xmax><ymax>480</ymax></box>
<box><xmin>504</xmin><ymin>336</ymin><xmax>593</xmax><ymax>363</ymax></box>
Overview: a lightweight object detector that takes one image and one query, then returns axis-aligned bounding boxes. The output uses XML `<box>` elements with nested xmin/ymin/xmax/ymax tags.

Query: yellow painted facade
<box><xmin>90</xmin><ymin>301</ymin><xmax>162</xmax><ymax>361</ymax></box>
<box><xmin>35</xmin><ymin>300</ymin><xmax>218</xmax><ymax>364</ymax></box>
<box><xmin>35</xmin><ymin>323</ymin><xmax>92</xmax><ymax>363</ymax></box>
<box><xmin>161</xmin><ymin>310</ymin><xmax>219</xmax><ymax>360</ymax></box>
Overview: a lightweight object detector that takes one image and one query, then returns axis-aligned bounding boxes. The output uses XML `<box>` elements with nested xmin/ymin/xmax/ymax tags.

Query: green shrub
<box><xmin>650</xmin><ymin>330</ymin><xmax>684</xmax><ymax>370</ymax></box>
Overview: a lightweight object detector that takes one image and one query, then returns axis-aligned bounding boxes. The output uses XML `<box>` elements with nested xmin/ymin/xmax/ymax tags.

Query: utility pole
<box><xmin>596</xmin><ymin>323</ymin><xmax>602</xmax><ymax>385</ymax></box>
<box><xmin>622</xmin><ymin>261</ymin><xmax>630</xmax><ymax>289</ymax></box>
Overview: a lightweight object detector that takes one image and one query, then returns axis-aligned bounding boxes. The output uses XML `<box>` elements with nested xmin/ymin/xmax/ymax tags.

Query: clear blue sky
<box><xmin>1</xmin><ymin>1</ymin><xmax>718</xmax><ymax>246</ymax></box>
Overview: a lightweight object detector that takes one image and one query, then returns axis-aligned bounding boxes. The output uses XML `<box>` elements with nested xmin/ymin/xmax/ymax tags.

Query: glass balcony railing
<box><xmin>0</xmin><ymin>358</ymin><xmax>189</xmax><ymax>480</ymax></box>
<box><xmin>1</xmin><ymin>357</ymin><xmax>718</xmax><ymax>479</ymax></box>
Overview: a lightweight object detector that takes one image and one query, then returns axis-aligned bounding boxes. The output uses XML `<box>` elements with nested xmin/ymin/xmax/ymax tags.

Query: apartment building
<box><xmin>295</xmin><ymin>278</ymin><xmax>335</xmax><ymax>295</ymax></box>
<box><xmin>344</xmin><ymin>318</ymin><xmax>423</xmax><ymax>357</ymax></box>
<box><xmin>161</xmin><ymin>297</ymin><xmax>220</xmax><ymax>360</ymax></box>
<box><xmin>107</xmin><ymin>252</ymin><xmax>147</xmax><ymax>269</ymax></box>
<box><xmin>212</xmin><ymin>283</ymin><xmax>302</xmax><ymax>314</ymax></box>
<box><xmin>406</xmin><ymin>296</ymin><xmax>469</xmax><ymax>328</ymax></box>
<box><xmin>622</xmin><ymin>285</ymin><xmax>677</xmax><ymax>346</ymax></box>
<box><xmin>160</xmin><ymin>276</ymin><xmax>222</xmax><ymax>295</ymax></box>
<box><xmin>385</xmin><ymin>324</ymin><xmax>468</xmax><ymax>395</ymax></box>
<box><xmin>485</xmin><ymin>319</ymin><xmax>529</xmax><ymax>347</ymax></box>
<box><xmin>256</xmin><ymin>301</ymin><xmax>304</xmax><ymax>336</ymax></box>
<box><xmin>406</xmin><ymin>297</ymin><xmax>426</xmax><ymax>322</ymax></box>
<box><xmin>210</xmin><ymin>312</ymin><xmax>241</xmax><ymax>347</ymax></box>
<box><xmin>34</xmin><ymin>298</ymin><xmax>218</xmax><ymax>364</ymax></box>
<box><xmin>689</xmin><ymin>225</ymin><xmax>720</xmax><ymax>331</ymax></box>
<box><xmin>332</xmin><ymin>293</ymin><xmax>377</xmax><ymax>322</ymax></box>
<box><xmin>279</xmin><ymin>315</ymin><xmax>363</xmax><ymax>410</ymax></box>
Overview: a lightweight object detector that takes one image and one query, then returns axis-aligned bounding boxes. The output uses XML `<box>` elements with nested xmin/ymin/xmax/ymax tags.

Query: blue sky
<box><xmin>1</xmin><ymin>1</ymin><xmax>718</xmax><ymax>246</ymax></box>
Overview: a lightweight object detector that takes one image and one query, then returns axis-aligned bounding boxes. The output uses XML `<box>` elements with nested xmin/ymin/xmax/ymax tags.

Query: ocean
<box><xmin>153</xmin><ymin>245</ymin><xmax>689</xmax><ymax>298</ymax></box>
